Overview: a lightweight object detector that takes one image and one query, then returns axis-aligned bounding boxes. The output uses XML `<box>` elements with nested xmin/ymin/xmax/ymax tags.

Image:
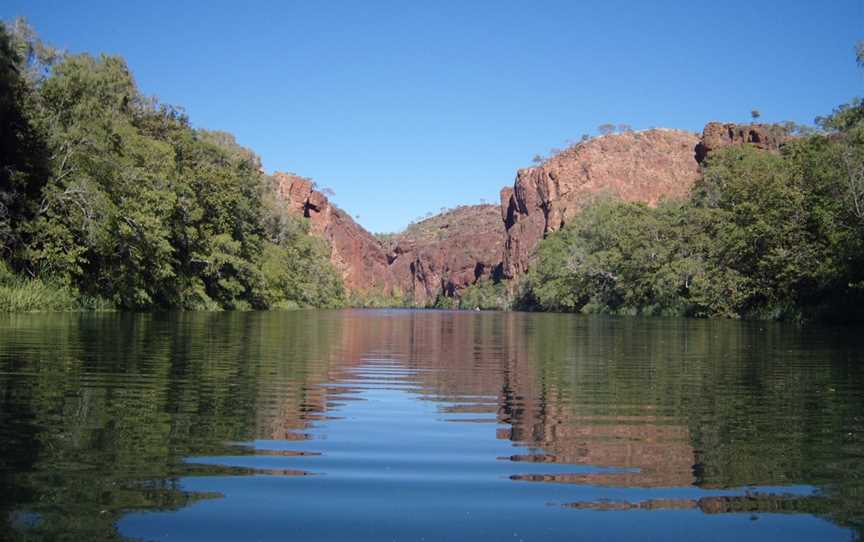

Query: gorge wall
<box><xmin>276</xmin><ymin>122</ymin><xmax>787</xmax><ymax>303</ymax></box>
<box><xmin>274</xmin><ymin>173</ymin><xmax>503</xmax><ymax>304</ymax></box>
<box><xmin>499</xmin><ymin>122</ymin><xmax>787</xmax><ymax>279</ymax></box>
<box><xmin>384</xmin><ymin>204</ymin><xmax>505</xmax><ymax>305</ymax></box>
<box><xmin>274</xmin><ymin>172</ymin><xmax>397</xmax><ymax>293</ymax></box>
<box><xmin>499</xmin><ymin>129</ymin><xmax>702</xmax><ymax>278</ymax></box>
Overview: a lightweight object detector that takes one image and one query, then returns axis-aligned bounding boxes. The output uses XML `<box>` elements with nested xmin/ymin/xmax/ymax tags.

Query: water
<box><xmin>0</xmin><ymin>310</ymin><xmax>861</xmax><ymax>541</ymax></box>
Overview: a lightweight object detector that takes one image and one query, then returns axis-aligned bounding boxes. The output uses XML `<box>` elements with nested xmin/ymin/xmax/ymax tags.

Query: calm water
<box><xmin>0</xmin><ymin>310</ymin><xmax>862</xmax><ymax>541</ymax></box>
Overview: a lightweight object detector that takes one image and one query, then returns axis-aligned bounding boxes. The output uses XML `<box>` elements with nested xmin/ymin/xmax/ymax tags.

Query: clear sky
<box><xmin>3</xmin><ymin>1</ymin><xmax>863</xmax><ymax>233</ymax></box>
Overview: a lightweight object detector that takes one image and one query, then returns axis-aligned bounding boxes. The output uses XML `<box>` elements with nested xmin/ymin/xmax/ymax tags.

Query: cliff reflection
<box><xmin>346</xmin><ymin>311</ymin><xmax>698</xmax><ymax>488</ymax></box>
<box><xmin>294</xmin><ymin>311</ymin><xmax>862</xmax><ymax>532</ymax></box>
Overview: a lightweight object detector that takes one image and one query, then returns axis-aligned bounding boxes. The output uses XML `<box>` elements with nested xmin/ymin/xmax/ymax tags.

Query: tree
<box><xmin>597</xmin><ymin>123</ymin><xmax>615</xmax><ymax>136</ymax></box>
<box><xmin>0</xmin><ymin>22</ymin><xmax>347</xmax><ymax>311</ymax></box>
<box><xmin>0</xmin><ymin>21</ymin><xmax>52</xmax><ymax>261</ymax></box>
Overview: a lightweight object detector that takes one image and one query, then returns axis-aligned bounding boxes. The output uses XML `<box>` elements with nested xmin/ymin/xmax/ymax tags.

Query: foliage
<box><xmin>0</xmin><ymin>21</ymin><xmax>345</xmax><ymax>311</ymax></box>
<box><xmin>430</xmin><ymin>292</ymin><xmax>458</xmax><ymax>309</ymax></box>
<box><xmin>260</xmin><ymin>237</ymin><xmax>345</xmax><ymax>309</ymax></box>
<box><xmin>347</xmin><ymin>288</ymin><xmax>412</xmax><ymax>308</ymax></box>
<box><xmin>521</xmin><ymin>111</ymin><xmax>864</xmax><ymax>321</ymax></box>
<box><xmin>457</xmin><ymin>279</ymin><xmax>509</xmax><ymax>310</ymax></box>
<box><xmin>525</xmin><ymin>198</ymin><xmax>695</xmax><ymax>316</ymax></box>
<box><xmin>0</xmin><ymin>19</ymin><xmax>53</xmax><ymax>259</ymax></box>
<box><xmin>0</xmin><ymin>261</ymin><xmax>78</xmax><ymax>312</ymax></box>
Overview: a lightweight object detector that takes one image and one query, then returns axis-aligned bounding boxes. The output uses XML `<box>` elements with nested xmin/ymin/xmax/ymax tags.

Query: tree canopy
<box><xmin>0</xmin><ymin>20</ymin><xmax>344</xmax><ymax>311</ymax></box>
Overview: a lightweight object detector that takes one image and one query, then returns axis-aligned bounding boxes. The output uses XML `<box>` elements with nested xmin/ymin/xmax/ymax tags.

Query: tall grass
<box><xmin>0</xmin><ymin>263</ymin><xmax>112</xmax><ymax>312</ymax></box>
<box><xmin>0</xmin><ymin>277</ymin><xmax>78</xmax><ymax>312</ymax></box>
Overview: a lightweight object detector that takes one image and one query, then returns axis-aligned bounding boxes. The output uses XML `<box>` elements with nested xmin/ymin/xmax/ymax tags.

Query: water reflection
<box><xmin>0</xmin><ymin>310</ymin><xmax>861</xmax><ymax>541</ymax></box>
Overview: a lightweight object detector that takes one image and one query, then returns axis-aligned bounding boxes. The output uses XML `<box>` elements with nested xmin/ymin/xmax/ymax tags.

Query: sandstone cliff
<box><xmin>385</xmin><ymin>205</ymin><xmax>504</xmax><ymax>305</ymax></box>
<box><xmin>499</xmin><ymin>123</ymin><xmax>789</xmax><ymax>279</ymax></box>
<box><xmin>500</xmin><ymin>129</ymin><xmax>702</xmax><ymax>278</ymax></box>
<box><xmin>695</xmin><ymin>122</ymin><xmax>787</xmax><ymax>163</ymax></box>
<box><xmin>273</xmin><ymin>172</ymin><xmax>396</xmax><ymax>293</ymax></box>
<box><xmin>274</xmin><ymin>173</ymin><xmax>503</xmax><ymax>303</ymax></box>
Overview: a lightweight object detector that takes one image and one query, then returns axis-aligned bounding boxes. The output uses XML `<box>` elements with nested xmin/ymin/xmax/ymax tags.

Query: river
<box><xmin>0</xmin><ymin>310</ymin><xmax>861</xmax><ymax>541</ymax></box>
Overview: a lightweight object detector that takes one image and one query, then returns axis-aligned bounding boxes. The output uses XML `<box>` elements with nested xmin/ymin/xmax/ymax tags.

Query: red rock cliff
<box><xmin>273</xmin><ymin>172</ymin><xmax>396</xmax><ymax>293</ymax></box>
<box><xmin>500</xmin><ymin>129</ymin><xmax>702</xmax><ymax>278</ymax></box>
<box><xmin>273</xmin><ymin>174</ymin><xmax>503</xmax><ymax>304</ymax></box>
<box><xmin>695</xmin><ymin>122</ymin><xmax>787</xmax><ymax>163</ymax></box>
<box><xmin>274</xmin><ymin>122</ymin><xmax>788</xmax><ymax>298</ymax></box>
<box><xmin>385</xmin><ymin>205</ymin><xmax>504</xmax><ymax>305</ymax></box>
<box><xmin>499</xmin><ymin>124</ymin><xmax>788</xmax><ymax>279</ymax></box>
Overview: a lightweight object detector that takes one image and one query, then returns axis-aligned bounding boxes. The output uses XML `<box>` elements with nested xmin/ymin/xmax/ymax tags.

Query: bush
<box><xmin>458</xmin><ymin>280</ymin><xmax>509</xmax><ymax>310</ymax></box>
<box><xmin>347</xmin><ymin>288</ymin><xmax>412</xmax><ymax>308</ymax></box>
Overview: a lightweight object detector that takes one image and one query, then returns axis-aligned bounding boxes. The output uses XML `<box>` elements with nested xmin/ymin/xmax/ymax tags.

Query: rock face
<box><xmin>499</xmin><ymin>124</ymin><xmax>789</xmax><ymax>279</ymax></box>
<box><xmin>275</xmin><ymin>122</ymin><xmax>789</xmax><ymax>299</ymax></box>
<box><xmin>695</xmin><ymin>122</ymin><xmax>787</xmax><ymax>163</ymax></box>
<box><xmin>500</xmin><ymin>129</ymin><xmax>702</xmax><ymax>278</ymax></box>
<box><xmin>274</xmin><ymin>173</ymin><xmax>503</xmax><ymax>303</ymax></box>
<box><xmin>385</xmin><ymin>205</ymin><xmax>505</xmax><ymax>305</ymax></box>
<box><xmin>273</xmin><ymin>172</ymin><xmax>396</xmax><ymax>293</ymax></box>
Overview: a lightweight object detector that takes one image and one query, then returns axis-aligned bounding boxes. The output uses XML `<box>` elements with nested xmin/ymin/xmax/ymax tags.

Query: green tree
<box><xmin>0</xmin><ymin>21</ymin><xmax>347</xmax><ymax>311</ymax></box>
<box><xmin>0</xmin><ymin>21</ymin><xmax>52</xmax><ymax>263</ymax></box>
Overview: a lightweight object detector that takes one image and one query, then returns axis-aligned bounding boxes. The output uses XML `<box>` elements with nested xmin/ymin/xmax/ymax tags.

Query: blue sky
<box><xmin>3</xmin><ymin>1</ymin><xmax>863</xmax><ymax>233</ymax></box>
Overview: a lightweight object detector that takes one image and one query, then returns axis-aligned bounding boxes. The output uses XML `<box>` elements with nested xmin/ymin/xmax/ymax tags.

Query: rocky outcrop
<box><xmin>500</xmin><ymin>129</ymin><xmax>702</xmax><ymax>278</ymax></box>
<box><xmin>273</xmin><ymin>172</ymin><xmax>396</xmax><ymax>293</ymax></box>
<box><xmin>499</xmin><ymin>123</ymin><xmax>790</xmax><ymax>279</ymax></box>
<box><xmin>695</xmin><ymin>122</ymin><xmax>787</xmax><ymax>163</ymax></box>
<box><xmin>386</xmin><ymin>205</ymin><xmax>504</xmax><ymax>305</ymax></box>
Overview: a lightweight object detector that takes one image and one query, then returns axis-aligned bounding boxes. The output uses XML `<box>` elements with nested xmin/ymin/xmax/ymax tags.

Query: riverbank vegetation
<box><xmin>518</xmin><ymin>97</ymin><xmax>864</xmax><ymax>321</ymax></box>
<box><xmin>0</xmin><ymin>20</ymin><xmax>344</xmax><ymax>311</ymax></box>
<box><xmin>3</xmin><ymin>19</ymin><xmax>863</xmax><ymax>321</ymax></box>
